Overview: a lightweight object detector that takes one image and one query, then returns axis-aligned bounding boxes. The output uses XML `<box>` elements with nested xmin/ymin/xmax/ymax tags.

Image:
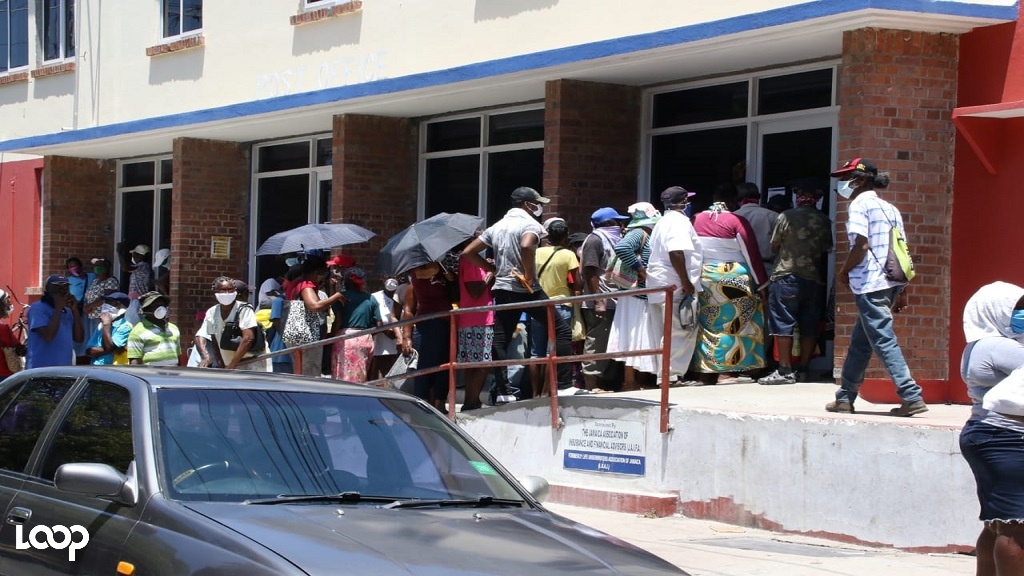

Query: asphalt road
<box><xmin>547</xmin><ymin>503</ymin><xmax>974</xmax><ymax>576</ymax></box>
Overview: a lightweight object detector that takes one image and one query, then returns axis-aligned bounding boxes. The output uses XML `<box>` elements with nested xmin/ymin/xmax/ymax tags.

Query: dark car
<box><xmin>0</xmin><ymin>367</ymin><xmax>687</xmax><ymax>575</ymax></box>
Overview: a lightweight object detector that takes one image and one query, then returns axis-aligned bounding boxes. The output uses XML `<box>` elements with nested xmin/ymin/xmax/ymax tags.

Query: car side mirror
<box><xmin>519</xmin><ymin>475</ymin><xmax>549</xmax><ymax>503</ymax></box>
<box><xmin>54</xmin><ymin>463</ymin><xmax>137</xmax><ymax>505</ymax></box>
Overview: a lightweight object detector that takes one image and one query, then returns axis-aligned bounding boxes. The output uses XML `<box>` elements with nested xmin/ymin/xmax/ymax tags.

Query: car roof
<box><xmin>11</xmin><ymin>366</ymin><xmax>414</xmax><ymax>399</ymax></box>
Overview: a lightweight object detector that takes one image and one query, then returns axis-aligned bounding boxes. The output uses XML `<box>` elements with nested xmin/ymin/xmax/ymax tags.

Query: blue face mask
<box><xmin>682</xmin><ymin>204</ymin><xmax>693</xmax><ymax>218</ymax></box>
<box><xmin>1011</xmin><ymin>310</ymin><xmax>1024</xmax><ymax>334</ymax></box>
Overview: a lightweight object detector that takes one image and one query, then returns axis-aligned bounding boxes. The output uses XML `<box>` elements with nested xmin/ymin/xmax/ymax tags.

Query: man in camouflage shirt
<box><xmin>758</xmin><ymin>178</ymin><xmax>833</xmax><ymax>385</ymax></box>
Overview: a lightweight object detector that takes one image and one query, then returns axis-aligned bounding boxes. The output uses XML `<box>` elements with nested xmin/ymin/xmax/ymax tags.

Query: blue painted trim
<box><xmin>1</xmin><ymin>0</ymin><xmax>1016</xmax><ymax>153</ymax></box>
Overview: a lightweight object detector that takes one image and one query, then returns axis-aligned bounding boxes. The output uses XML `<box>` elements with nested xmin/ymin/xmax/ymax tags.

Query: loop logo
<box><xmin>15</xmin><ymin>524</ymin><xmax>90</xmax><ymax>561</ymax></box>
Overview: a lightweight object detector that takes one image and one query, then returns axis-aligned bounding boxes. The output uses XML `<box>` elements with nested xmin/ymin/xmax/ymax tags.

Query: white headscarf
<box><xmin>963</xmin><ymin>281</ymin><xmax>1024</xmax><ymax>342</ymax></box>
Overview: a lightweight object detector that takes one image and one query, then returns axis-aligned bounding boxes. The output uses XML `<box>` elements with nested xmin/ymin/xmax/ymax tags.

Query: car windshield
<box><xmin>156</xmin><ymin>389</ymin><xmax>525</xmax><ymax>504</ymax></box>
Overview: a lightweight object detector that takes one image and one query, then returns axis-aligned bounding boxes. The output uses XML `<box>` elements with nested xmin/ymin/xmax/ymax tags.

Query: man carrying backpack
<box><xmin>826</xmin><ymin>158</ymin><xmax>927</xmax><ymax>417</ymax></box>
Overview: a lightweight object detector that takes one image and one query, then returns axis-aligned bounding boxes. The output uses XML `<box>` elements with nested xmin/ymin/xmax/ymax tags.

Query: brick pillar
<box><xmin>171</xmin><ymin>138</ymin><xmax>250</xmax><ymax>338</ymax></box>
<box><xmin>331</xmin><ymin>114</ymin><xmax>418</xmax><ymax>281</ymax></box>
<box><xmin>41</xmin><ymin>156</ymin><xmax>116</xmax><ymax>282</ymax></box>
<box><xmin>835</xmin><ymin>29</ymin><xmax>958</xmax><ymax>397</ymax></box>
<box><xmin>544</xmin><ymin>79</ymin><xmax>641</xmax><ymax>232</ymax></box>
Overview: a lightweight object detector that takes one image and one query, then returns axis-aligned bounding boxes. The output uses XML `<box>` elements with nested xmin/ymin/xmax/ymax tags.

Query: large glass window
<box><xmin>42</xmin><ymin>0</ymin><xmax>74</xmax><ymax>62</ymax></box>
<box><xmin>251</xmin><ymin>136</ymin><xmax>332</xmax><ymax>285</ymax></box>
<box><xmin>0</xmin><ymin>378</ymin><xmax>75</xmax><ymax>474</ymax></box>
<box><xmin>40</xmin><ymin>381</ymin><xmax>133</xmax><ymax>480</ymax></box>
<box><xmin>117</xmin><ymin>156</ymin><xmax>173</xmax><ymax>289</ymax></box>
<box><xmin>421</xmin><ymin>108</ymin><xmax>544</xmax><ymax>225</ymax></box>
<box><xmin>162</xmin><ymin>0</ymin><xmax>201</xmax><ymax>39</ymax></box>
<box><xmin>0</xmin><ymin>0</ymin><xmax>28</xmax><ymax>73</ymax></box>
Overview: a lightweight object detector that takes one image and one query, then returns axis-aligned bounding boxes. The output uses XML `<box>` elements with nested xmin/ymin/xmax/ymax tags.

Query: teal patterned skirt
<box><xmin>694</xmin><ymin>261</ymin><xmax>765</xmax><ymax>373</ymax></box>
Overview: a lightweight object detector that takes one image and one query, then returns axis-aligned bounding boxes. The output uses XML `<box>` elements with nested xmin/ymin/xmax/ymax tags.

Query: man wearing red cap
<box><xmin>826</xmin><ymin>158</ymin><xmax>926</xmax><ymax>417</ymax></box>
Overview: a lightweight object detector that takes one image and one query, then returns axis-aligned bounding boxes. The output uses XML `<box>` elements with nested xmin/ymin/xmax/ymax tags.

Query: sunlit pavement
<box><xmin>548</xmin><ymin>503</ymin><xmax>974</xmax><ymax>576</ymax></box>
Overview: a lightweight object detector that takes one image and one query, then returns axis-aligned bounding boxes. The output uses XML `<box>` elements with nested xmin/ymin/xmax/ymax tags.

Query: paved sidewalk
<box><xmin>548</xmin><ymin>503</ymin><xmax>975</xmax><ymax>575</ymax></box>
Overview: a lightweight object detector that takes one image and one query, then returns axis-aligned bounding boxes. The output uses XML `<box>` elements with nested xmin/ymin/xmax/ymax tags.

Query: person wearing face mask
<box><xmin>826</xmin><ymin>157</ymin><xmax>926</xmax><ymax>417</ymax></box>
<box><xmin>127</xmin><ymin>291</ymin><xmax>181</xmax><ymax>366</ymax></box>
<box><xmin>26</xmin><ymin>274</ymin><xmax>84</xmax><ymax>369</ymax></box>
<box><xmin>959</xmin><ymin>281</ymin><xmax>1024</xmax><ymax>576</ymax></box>
<box><xmin>118</xmin><ymin>243</ymin><xmax>154</xmax><ymax>325</ymax></box>
<box><xmin>757</xmin><ymin>178</ymin><xmax>833</xmax><ymax>386</ymax></box>
<box><xmin>462</xmin><ymin>186</ymin><xmax>584</xmax><ymax>398</ymax></box>
<box><xmin>646</xmin><ymin>186</ymin><xmax>703</xmax><ymax>383</ymax></box>
<box><xmin>368</xmin><ymin>276</ymin><xmax>404</xmax><ymax>380</ymax></box>
<box><xmin>84</xmin><ymin>292</ymin><xmax>133</xmax><ymax>365</ymax></box>
<box><xmin>65</xmin><ymin>257</ymin><xmax>96</xmax><ymax>363</ymax></box>
<box><xmin>201</xmin><ymin>278</ymin><xmax>268</xmax><ymax>372</ymax></box>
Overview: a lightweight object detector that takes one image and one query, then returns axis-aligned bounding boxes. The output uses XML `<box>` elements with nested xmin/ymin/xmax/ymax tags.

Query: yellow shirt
<box><xmin>535</xmin><ymin>246</ymin><xmax>579</xmax><ymax>299</ymax></box>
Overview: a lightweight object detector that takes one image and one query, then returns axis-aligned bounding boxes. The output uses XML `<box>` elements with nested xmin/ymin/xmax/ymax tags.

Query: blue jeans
<box><xmin>530</xmin><ymin>304</ymin><xmax>574</xmax><ymax>358</ymax></box>
<box><xmin>837</xmin><ymin>286</ymin><xmax>922</xmax><ymax>404</ymax></box>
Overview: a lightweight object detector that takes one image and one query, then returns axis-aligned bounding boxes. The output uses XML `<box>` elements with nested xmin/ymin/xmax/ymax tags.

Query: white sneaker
<box><xmin>557</xmin><ymin>386</ymin><xmax>591</xmax><ymax>396</ymax></box>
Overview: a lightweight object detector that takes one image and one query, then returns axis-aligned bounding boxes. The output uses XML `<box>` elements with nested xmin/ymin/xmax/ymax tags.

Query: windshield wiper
<box><xmin>245</xmin><ymin>492</ymin><xmax>403</xmax><ymax>505</ymax></box>
<box><xmin>382</xmin><ymin>495</ymin><xmax>526</xmax><ymax>510</ymax></box>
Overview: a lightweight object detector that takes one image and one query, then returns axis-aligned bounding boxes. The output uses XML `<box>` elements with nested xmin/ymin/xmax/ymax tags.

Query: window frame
<box><xmin>303</xmin><ymin>0</ymin><xmax>346</xmax><ymax>10</ymax></box>
<box><xmin>0</xmin><ymin>0</ymin><xmax>30</xmax><ymax>74</ymax></box>
<box><xmin>417</xmin><ymin>104</ymin><xmax>545</xmax><ymax>222</ymax></box>
<box><xmin>161</xmin><ymin>0</ymin><xmax>202</xmax><ymax>41</ymax></box>
<box><xmin>114</xmin><ymin>155</ymin><xmax>173</xmax><ymax>283</ymax></box>
<box><xmin>640</xmin><ymin>61</ymin><xmax>840</xmax><ymax>199</ymax></box>
<box><xmin>40</xmin><ymin>0</ymin><xmax>74</xmax><ymax>64</ymax></box>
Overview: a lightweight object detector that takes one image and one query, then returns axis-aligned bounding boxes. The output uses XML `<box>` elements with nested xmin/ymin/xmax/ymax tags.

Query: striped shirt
<box><xmin>127</xmin><ymin>319</ymin><xmax>181</xmax><ymax>366</ymax></box>
<box><xmin>846</xmin><ymin>191</ymin><xmax>908</xmax><ymax>295</ymax></box>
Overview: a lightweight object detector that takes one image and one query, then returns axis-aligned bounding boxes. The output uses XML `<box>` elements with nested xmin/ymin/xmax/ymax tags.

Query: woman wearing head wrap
<box><xmin>959</xmin><ymin>281</ymin><xmax>1024</xmax><ymax>576</ymax></box>
<box><xmin>330</xmin><ymin>268</ymin><xmax>380</xmax><ymax>383</ymax></box>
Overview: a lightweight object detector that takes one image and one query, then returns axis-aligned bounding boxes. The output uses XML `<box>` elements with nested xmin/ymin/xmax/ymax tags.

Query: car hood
<box><xmin>184</xmin><ymin>503</ymin><xmax>684</xmax><ymax>575</ymax></box>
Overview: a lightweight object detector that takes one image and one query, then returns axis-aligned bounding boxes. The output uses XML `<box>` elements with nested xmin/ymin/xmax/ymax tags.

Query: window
<box><xmin>162</xmin><ymin>0</ymin><xmax>201</xmax><ymax>39</ymax></box>
<box><xmin>42</xmin><ymin>0</ymin><xmax>74</xmax><ymax>62</ymax></box>
<box><xmin>250</xmin><ymin>136</ymin><xmax>332</xmax><ymax>285</ymax></box>
<box><xmin>40</xmin><ymin>381</ymin><xmax>132</xmax><ymax>480</ymax></box>
<box><xmin>421</xmin><ymin>108</ymin><xmax>544</xmax><ymax>225</ymax></box>
<box><xmin>117</xmin><ymin>157</ymin><xmax>172</xmax><ymax>288</ymax></box>
<box><xmin>0</xmin><ymin>0</ymin><xmax>29</xmax><ymax>72</ymax></box>
<box><xmin>0</xmin><ymin>378</ymin><xmax>75</xmax><ymax>473</ymax></box>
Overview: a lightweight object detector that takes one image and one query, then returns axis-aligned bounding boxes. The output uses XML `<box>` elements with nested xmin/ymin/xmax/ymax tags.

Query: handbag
<box><xmin>219</xmin><ymin>303</ymin><xmax>267</xmax><ymax>354</ymax></box>
<box><xmin>2</xmin><ymin>347</ymin><xmax>22</xmax><ymax>373</ymax></box>
<box><xmin>281</xmin><ymin>298</ymin><xmax>320</xmax><ymax>348</ymax></box>
<box><xmin>571</xmin><ymin>302</ymin><xmax>586</xmax><ymax>342</ymax></box>
<box><xmin>983</xmin><ymin>366</ymin><xmax>1024</xmax><ymax>417</ymax></box>
<box><xmin>869</xmin><ymin>200</ymin><xmax>916</xmax><ymax>284</ymax></box>
<box><xmin>603</xmin><ymin>232</ymin><xmax>649</xmax><ymax>290</ymax></box>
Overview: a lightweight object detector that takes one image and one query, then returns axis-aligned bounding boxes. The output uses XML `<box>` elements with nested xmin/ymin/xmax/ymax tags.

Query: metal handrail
<box><xmin>241</xmin><ymin>284</ymin><xmax>678</xmax><ymax>433</ymax></box>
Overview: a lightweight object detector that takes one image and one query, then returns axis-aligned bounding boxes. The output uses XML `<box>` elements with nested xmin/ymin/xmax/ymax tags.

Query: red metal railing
<box><xmin>244</xmin><ymin>284</ymin><xmax>678</xmax><ymax>433</ymax></box>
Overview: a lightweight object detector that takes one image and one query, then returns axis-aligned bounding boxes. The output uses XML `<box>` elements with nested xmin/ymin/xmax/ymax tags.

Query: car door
<box><xmin>0</xmin><ymin>375</ymin><xmax>78</xmax><ymax>576</ymax></box>
<box><xmin>1</xmin><ymin>378</ymin><xmax>139</xmax><ymax>576</ymax></box>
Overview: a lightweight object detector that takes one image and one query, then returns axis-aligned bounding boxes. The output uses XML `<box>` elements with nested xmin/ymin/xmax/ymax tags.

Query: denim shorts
<box><xmin>768</xmin><ymin>275</ymin><xmax>823</xmax><ymax>338</ymax></box>
<box><xmin>960</xmin><ymin>419</ymin><xmax>1024</xmax><ymax>522</ymax></box>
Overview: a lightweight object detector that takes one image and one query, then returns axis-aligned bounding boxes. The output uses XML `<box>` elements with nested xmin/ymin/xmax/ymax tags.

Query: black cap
<box><xmin>830</xmin><ymin>157</ymin><xmax>878</xmax><ymax>177</ymax></box>
<box><xmin>790</xmin><ymin>177</ymin><xmax>825</xmax><ymax>198</ymax></box>
<box><xmin>660</xmin><ymin>186</ymin><xmax>696</xmax><ymax>205</ymax></box>
<box><xmin>510</xmin><ymin>186</ymin><xmax>549</xmax><ymax>204</ymax></box>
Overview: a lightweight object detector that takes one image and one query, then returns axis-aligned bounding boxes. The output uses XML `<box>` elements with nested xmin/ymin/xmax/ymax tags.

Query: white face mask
<box><xmin>837</xmin><ymin>180</ymin><xmax>855</xmax><ymax>199</ymax></box>
<box><xmin>530</xmin><ymin>203</ymin><xmax>543</xmax><ymax>217</ymax></box>
<box><xmin>153</xmin><ymin>306</ymin><xmax>168</xmax><ymax>320</ymax></box>
<box><xmin>215</xmin><ymin>292</ymin><xmax>237</xmax><ymax>306</ymax></box>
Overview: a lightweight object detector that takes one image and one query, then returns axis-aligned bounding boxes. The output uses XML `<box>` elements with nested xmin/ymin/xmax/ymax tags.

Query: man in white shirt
<box><xmin>646</xmin><ymin>186</ymin><xmax>703</xmax><ymax>381</ymax></box>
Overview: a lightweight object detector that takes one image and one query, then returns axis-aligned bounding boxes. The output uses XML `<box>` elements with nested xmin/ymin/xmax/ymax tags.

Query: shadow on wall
<box><xmin>474</xmin><ymin>0</ymin><xmax>558</xmax><ymax>21</ymax></box>
<box><xmin>0</xmin><ymin>82</ymin><xmax>28</xmax><ymax>107</ymax></box>
<box><xmin>292</xmin><ymin>13</ymin><xmax>363</xmax><ymax>56</ymax></box>
<box><xmin>149</xmin><ymin>48</ymin><xmax>205</xmax><ymax>85</ymax></box>
<box><xmin>32</xmin><ymin>74</ymin><xmax>75</xmax><ymax>100</ymax></box>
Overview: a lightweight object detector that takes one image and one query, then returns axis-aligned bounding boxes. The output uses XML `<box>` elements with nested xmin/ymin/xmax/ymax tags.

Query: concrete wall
<box><xmin>460</xmin><ymin>398</ymin><xmax>978</xmax><ymax>552</ymax></box>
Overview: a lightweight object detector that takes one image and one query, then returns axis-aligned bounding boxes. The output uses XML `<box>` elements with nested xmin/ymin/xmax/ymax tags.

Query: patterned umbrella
<box><xmin>255</xmin><ymin>223</ymin><xmax>376</xmax><ymax>256</ymax></box>
<box><xmin>375</xmin><ymin>213</ymin><xmax>486</xmax><ymax>276</ymax></box>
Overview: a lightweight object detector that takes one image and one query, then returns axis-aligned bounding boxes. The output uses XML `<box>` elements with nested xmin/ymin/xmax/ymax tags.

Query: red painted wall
<box><xmin>951</xmin><ymin>15</ymin><xmax>1024</xmax><ymax>403</ymax></box>
<box><xmin>0</xmin><ymin>158</ymin><xmax>43</xmax><ymax>328</ymax></box>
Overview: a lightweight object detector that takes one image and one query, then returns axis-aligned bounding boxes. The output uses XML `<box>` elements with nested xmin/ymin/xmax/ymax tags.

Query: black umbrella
<box><xmin>376</xmin><ymin>213</ymin><xmax>486</xmax><ymax>276</ymax></box>
<box><xmin>255</xmin><ymin>223</ymin><xmax>376</xmax><ymax>256</ymax></box>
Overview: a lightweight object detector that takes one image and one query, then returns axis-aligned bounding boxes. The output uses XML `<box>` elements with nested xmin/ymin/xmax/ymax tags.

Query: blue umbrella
<box><xmin>255</xmin><ymin>223</ymin><xmax>376</xmax><ymax>256</ymax></box>
<box><xmin>375</xmin><ymin>213</ymin><xmax>486</xmax><ymax>276</ymax></box>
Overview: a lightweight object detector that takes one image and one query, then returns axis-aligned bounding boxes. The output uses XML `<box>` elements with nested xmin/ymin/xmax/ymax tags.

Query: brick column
<box><xmin>331</xmin><ymin>114</ymin><xmax>418</xmax><ymax>280</ymax></box>
<box><xmin>171</xmin><ymin>138</ymin><xmax>250</xmax><ymax>338</ymax></box>
<box><xmin>41</xmin><ymin>156</ymin><xmax>116</xmax><ymax>282</ymax></box>
<box><xmin>544</xmin><ymin>79</ymin><xmax>642</xmax><ymax>232</ymax></box>
<box><xmin>835</xmin><ymin>29</ymin><xmax>958</xmax><ymax>398</ymax></box>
